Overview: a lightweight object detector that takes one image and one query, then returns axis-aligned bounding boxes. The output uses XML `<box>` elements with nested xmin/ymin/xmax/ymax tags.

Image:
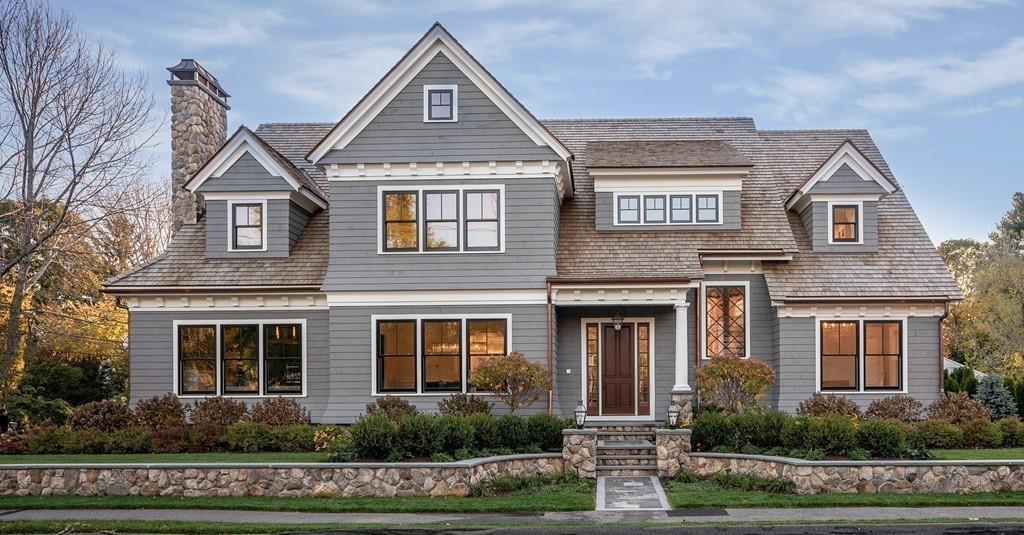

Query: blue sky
<box><xmin>55</xmin><ymin>0</ymin><xmax>1024</xmax><ymax>244</ymax></box>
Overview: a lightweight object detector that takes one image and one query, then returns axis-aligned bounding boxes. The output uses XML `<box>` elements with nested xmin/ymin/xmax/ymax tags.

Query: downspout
<box><xmin>546</xmin><ymin>282</ymin><xmax>554</xmax><ymax>414</ymax></box>
<box><xmin>938</xmin><ymin>301</ymin><xmax>950</xmax><ymax>396</ymax></box>
<box><xmin>115</xmin><ymin>296</ymin><xmax>131</xmax><ymax>398</ymax></box>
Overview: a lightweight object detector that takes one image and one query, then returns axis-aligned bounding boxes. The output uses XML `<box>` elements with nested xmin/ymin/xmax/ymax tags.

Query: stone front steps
<box><xmin>595</xmin><ymin>426</ymin><xmax>658</xmax><ymax>476</ymax></box>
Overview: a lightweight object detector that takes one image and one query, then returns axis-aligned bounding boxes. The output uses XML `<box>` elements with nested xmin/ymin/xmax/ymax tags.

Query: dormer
<box><xmin>587</xmin><ymin>140</ymin><xmax>753</xmax><ymax>231</ymax></box>
<box><xmin>183</xmin><ymin>126</ymin><xmax>327</xmax><ymax>259</ymax></box>
<box><xmin>786</xmin><ymin>141</ymin><xmax>897</xmax><ymax>253</ymax></box>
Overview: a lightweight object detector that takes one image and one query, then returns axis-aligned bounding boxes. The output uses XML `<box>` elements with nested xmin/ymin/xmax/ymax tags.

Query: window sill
<box><xmin>175</xmin><ymin>393</ymin><xmax>307</xmax><ymax>399</ymax></box>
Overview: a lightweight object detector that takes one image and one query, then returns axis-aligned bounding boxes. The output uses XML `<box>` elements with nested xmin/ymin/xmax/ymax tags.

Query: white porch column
<box><xmin>673</xmin><ymin>300</ymin><xmax>691</xmax><ymax>392</ymax></box>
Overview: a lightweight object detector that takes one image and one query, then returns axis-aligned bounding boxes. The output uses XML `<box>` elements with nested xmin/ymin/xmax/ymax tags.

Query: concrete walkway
<box><xmin>2</xmin><ymin>506</ymin><xmax>1024</xmax><ymax>526</ymax></box>
<box><xmin>597</xmin><ymin>476</ymin><xmax>670</xmax><ymax>511</ymax></box>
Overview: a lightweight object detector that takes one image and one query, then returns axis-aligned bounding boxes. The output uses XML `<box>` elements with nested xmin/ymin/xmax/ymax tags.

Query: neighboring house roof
<box><xmin>586</xmin><ymin>140</ymin><xmax>753</xmax><ymax>168</ymax></box>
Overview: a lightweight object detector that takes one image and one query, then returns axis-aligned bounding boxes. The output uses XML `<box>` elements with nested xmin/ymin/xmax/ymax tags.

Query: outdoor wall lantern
<box><xmin>667</xmin><ymin>401</ymin><xmax>681</xmax><ymax>428</ymax></box>
<box><xmin>612</xmin><ymin>310</ymin><xmax>624</xmax><ymax>331</ymax></box>
<box><xmin>574</xmin><ymin>400</ymin><xmax>587</xmax><ymax>429</ymax></box>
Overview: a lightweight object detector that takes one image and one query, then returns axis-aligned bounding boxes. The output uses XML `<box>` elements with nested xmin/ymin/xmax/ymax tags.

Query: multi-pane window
<box><xmin>231</xmin><ymin>203</ymin><xmax>263</xmax><ymax>250</ymax></box>
<box><xmin>423</xmin><ymin>320</ymin><xmax>461</xmax><ymax>392</ymax></box>
<box><xmin>696</xmin><ymin>195</ymin><xmax>719</xmax><ymax>222</ymax></box>
<box><xmin>821</xmin><ymin>321</ymin><xmax>858</xmax><ymax>391</ymax></box>
<box><xmin>637</xmin><ymin>323</ymin><xmax>651</xmax><ymax>415</ymax></box>
<box><xmin>670</xmin><ymin>195</ymin><xmax>692</xmax><ymax>223</ymax></box>
<box><xmin>832</xmin><ymin>205</ymin><xmax>859</xmax><ymax>242</ymax></box>
<box><xmin>222</xmin><ymin>325</ymin><xmax>258</xmax><ymax>394</ymax></box>
<box><xmin>465</xmin><ymin>191</ymin><xmax>500</xmax><ymax>249</ymax></box>
<box><xmin>177</xmin><ymin>322</ymin><xmax>304</xmax><ymax>396</ymax></box>
<box><xmin>705</xmin><ymin>286</ymin><xmax>746</xmax><ymax>358</ymax></box>
<box><xmin>644</xmin><ymin>196</ymin><xmax>666</xmax><ymax>223</ymax></box>
<box><xmin>384</xmin><ymin>192</ymin><xmax>418</xmax><ymax>251</ymax></box>
<box><xmin>377</xmin><ymin>320</ymin><xmax>416</xmax><ymax>393</ymax></box>
<box><xmin>427</xmin><ymin>88</ymin><xmax>454</xmax><ymax>121</ymax></box>
<box><xmin>865</xmin><ymin>321</ymin><xmax>901</xmax><ymax>390</ymax></box>
<box><xmin>617</xmin><ymin>196</ymin><xmax>640</xmax><ymax>223</ymax></box>
<box><xmin>585</xmin><ymin>323</ymin><xmax>599</xmax><ymax>415</ymax></box>
<box><xmin>425</xmin><ymin>191</ymin><xmax>458</xmax><ymax>250</ymax></box>
<box><xmin>179</xmin><ymin>326</ymin><xmax>216</xmax><ymax>395</ymax></box>
<box><xmin>468</xmin><ymin>319</ymin><xmax>506</xmax><ymax>391</ymax></box>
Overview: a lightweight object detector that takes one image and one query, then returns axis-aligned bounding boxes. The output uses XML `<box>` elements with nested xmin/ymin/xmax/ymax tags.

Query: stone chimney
<box><xmin>167</xmin><ymin>59</ymin><xmax>230</xmax><ymax>231</ymax></box>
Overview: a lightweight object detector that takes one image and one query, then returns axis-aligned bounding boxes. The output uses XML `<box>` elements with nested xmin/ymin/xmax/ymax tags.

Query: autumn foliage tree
<box><xmin>469</xmin><ymin>351</ymin><xmax>550</xmax><ymax>414</ymax></box>
<box><xmin>696</xmin><ymin>355</ymin><xmax>776</xmax><ymax>413</ymax></box>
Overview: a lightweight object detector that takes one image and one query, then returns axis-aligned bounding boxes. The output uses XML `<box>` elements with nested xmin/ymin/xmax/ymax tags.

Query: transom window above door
<box><xmin>380</xmin><ymin>186</ymin><xmax>504</xmax><ymax>253</ymax></box>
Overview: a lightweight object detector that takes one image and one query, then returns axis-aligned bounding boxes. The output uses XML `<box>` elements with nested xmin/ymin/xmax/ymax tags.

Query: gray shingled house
<box><xmin>105</xmin><ymin>24</ymin><xmax>962</xmax><ymax>425</ymax></box>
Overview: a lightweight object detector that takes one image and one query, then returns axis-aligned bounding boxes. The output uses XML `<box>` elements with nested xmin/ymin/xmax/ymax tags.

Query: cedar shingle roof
<box><xmin>586</xmin><ymin>140</ymin><xmax>752</xmax><ymax>168</ymax></box>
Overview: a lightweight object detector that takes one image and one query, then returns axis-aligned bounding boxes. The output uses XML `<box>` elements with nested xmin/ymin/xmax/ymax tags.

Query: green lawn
<box><xmin>665</xmin><ymin>480</ymin><xmax>1024</xmax><ymax>509</ymax></box>
<box><xmin>930</xmin><ymin>448</ymin><xmax>1024</xmax><ymax>460</ymax></box>
<box><xmin>0</xmin><ymin>452</ymin><xmax>329</xmax><ymax>464</ymax></box>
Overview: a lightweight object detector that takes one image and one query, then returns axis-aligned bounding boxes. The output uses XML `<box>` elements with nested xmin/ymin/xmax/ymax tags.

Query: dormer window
<box><xmin>643</xmin><ymin>195</ymin><xmax>666</xmax><ymax>223</ymax></box>
<box><xmin>831</xmin><ymin>204</ymin><xmax>860</xmax><ymax>243</ymax></box>
<box><xmin>229</xmin><ymin>201</ymin><xmax>265</xmax><ymax>251</ymax></box>
<box><xmin>424</xmin><ymin>85</ymin><xmax>457</xmax><ymax>122</ymax></box>
<box><xmin>696</xmin><ymin>195</ymin><xmax>719</xmax><ymax>223</ymax></box>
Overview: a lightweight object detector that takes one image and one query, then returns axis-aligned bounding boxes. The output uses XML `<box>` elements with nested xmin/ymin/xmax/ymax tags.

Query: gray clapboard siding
<box><xmin>800</xmin><ymin>200</ymin><xmax>879</xmax><ymax>253</ymax></box>
<box><xmin>320</xmin><ymin>52</ymin><xmax>558</xmax><ymax>165</ymax></box>
<box><xmin>774</xmin><ymin>316</ymin><xmax>942</xmax><ymax>413</ymax></box>
<box><xmin>322</xmin><ymin>177</ymin><xmax>557</xmax><ymax>291</ymax></box>
<box><xmin>806</xmin><ymin>163</ymin><xmax>888</xmax><ymax>195</ymax></box>
<box><xmin>206</xmin><ymin>199</ymin><xmax>299</xmax><ymax>258</ymax></box>
<box><xmin>594</xmin><ymin>191</ymin><xmax>740</xmax><ymax>231</ymax></box>
<box><xmin>194</xmin><ymin>152</ymin><xmax>293</xmax><ymax>193</ymax></box>
<box><xmin>324</xmin><ymin>304</ymin><xmax>549</xmax><ymax>423</ymax></box>
<box><xmin>128</xmin><ymin>309</ymin><xmax>330</xmax><ymax>422</ymax></box>
<box><xmin>289</xmin><ymin>203</ymin><xmax>312</xmax><ymax>250</ymax></box>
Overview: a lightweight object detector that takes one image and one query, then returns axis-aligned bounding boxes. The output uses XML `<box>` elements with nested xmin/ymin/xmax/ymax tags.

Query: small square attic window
<box><xmin>424</xmin><ymin>85</ymin><xmax>457</xmax><ymax>122</ymax></box>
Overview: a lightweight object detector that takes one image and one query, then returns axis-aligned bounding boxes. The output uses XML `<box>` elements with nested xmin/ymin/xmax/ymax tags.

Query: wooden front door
<box><xmin>601</xmin><ymin>324</ymin><xmax>635</xmax><ymax>415</ymax></box>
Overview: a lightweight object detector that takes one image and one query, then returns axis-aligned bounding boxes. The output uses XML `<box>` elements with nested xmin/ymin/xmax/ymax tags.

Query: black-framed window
<box><xmin>383</xmin><ymin>191</ymin><xmax>418</xmax><ymax>251</ymax></box>
<box><xmin>696</xmin><ymin>195</ymin><xmax>719</xmax><ymax>223</ymax></box>
<box><xmin>179</xmin><ymin>325</ymin><xmax>216</xmax><ymax>395</ymax></box>
<box><xmin>424</xmin><ymin>191</ymin><xmax>458</xmax><ymax>250</ymax></box>
<box><xmin>617</xmin><ymin>195</ymin><xmax>640</xmax><ymax>223</ymax></box>
<box><xmin>832</xmin><ymin>205</ymin><xmax>859</xmax><ymax>242</ymax></box>
<box><xmin>265</xmin><ymin>323</ymin><xmax>303</xmax><ymax>394</ymax></box>
<box><xmin>865</xmin><ymin>321</ymin><xmax>902</xmax><ymax>390</ymax></box>
<box><xmin>670</xmin><ymin>195</ymin><xmax>693</xmax><ymax>223</ymax></box>
<box><xmin>464</xmin><ymin>190</ymin><xmax>500</xmax><ymax>250</ymax></box>
<box><xmin>705</xmin><ymin>286</ymin><xmax>746</xmax><ymax>358</ymax></box>
<box><xmin>468</xmin><ymin>319</ymin><xmax>507</xmax><ymax>391</ymax></box>
<box><xmin>427</xmin><ymin>88</ymin><xmax>454</xmax><ymax>120</ymax></box>
<box><xmin>377</xmin><ymin>320</ymin><xmax>416</xmax><ymax>393</ymax></box>
<box><xmin>644</xmin><ymin>195</ymin><xmax>666</xmax><ymax>223</ymax></box>
<box><xmin>821</xmin><ymin>321</ymin><xmax>859</xmax><ymax>391</ymax></box>
<box><xmin>231</xmin><ymin>203</ymin><xmax>263</xmax><ymax>250</ymax></box>
<box><xmin>221</xmin><ymin>325</ymin><xmax>259</xmax><ymax>394</ymax></box>
<box><xmin>422</xmin><ymin>320</ymin><xmax>461</xmax><ymax>392</ymax></box>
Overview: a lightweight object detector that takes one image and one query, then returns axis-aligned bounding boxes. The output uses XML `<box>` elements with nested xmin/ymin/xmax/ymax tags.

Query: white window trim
<box><xmin>378</xmin><ymin>184</ymin><xmax>506</xmax><ymax>254</ymax></box>
<box><xmin>613</xmin><ymin>192</ymin><xmax>723</xmax><ymax>226</ymax></box>
<box><xmin>814</xmin><ymin>317</ymin><xmax>909</xmax><ymax>394</ymax></box>
<box><xmin>227</xmin><ymin>199</ymin><xmax>269</xmax><ymax>252</ymax></box>
<box><xmin>171</xmin><ymin>318</ymin><xmax>307</xmax><ymax>398</ymax></box>
<box><xmin>370</xmin><ymin>313</ymin><xmax>512</xmax><ymax>396</ymax></box>
<box><xmin>423</xmin><ymin>84</ymin><xmax>458</xmax><ymax>122</ymax></box>
<box><xmin>699</xmin><ymin>281</ymin><xmax>751</xmax><ymax>360</ymax></box>
<box><xmin>826</xmin><ymin>200</ymin><xmax>864</xmax><ymax>245</ymax></box>
<box><xmin>578</xmin><ymin>317</ymin><xmax>657</xmax><ymax>422</ymax></box>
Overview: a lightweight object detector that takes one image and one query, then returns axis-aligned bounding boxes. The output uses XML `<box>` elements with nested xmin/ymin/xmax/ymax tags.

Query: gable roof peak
<box><xmin>784</xmin><ymin>139</ymin><xmax>898</xmax><ymax>210</ymax></box>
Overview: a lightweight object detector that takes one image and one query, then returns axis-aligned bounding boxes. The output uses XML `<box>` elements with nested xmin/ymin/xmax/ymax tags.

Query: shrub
<box><xmin>25</xmin><ymin>423</ymin><xmax>71</xmax><ymax>454</ymax></box>
<box><xmin>526</xmin><ymin>414</ymin><xmax>569</xmax><ymax>451</ymax></box>
<box><xmin>496</xmin><ymin>414</ymin><xmax>530</xmax><ymax>451</ymax></box>
<box><xmin>709</xmin><ymin>472</ymin><xmax>795</xmax><ymax>493</ymax></box>
<box><xmin>847</xmin><ymin>448</ymin><xmax>871</xmax><ymax>461</ymax></box>
<box><xmin>910</xmin><ymin>419</ymin><xmax>964</xmax><ymax>449</ymax></box>
<box><xmin>960</xmin><ymin>418</ymin><xmax>1003</xmax><ymax>449</ymax></box>
<box><xmin>328</xmin><ymin>439</ymin><xmax>357</xmax><ymax>463</ymax></box>
<box><xmin>997</xmin><ymin>417</ymin><xmax>1024</xmax><ymax>447</ymax></box>
<box><xmin>150</xmin><ymin>426</ymin><xmax>187</xmax><ymax>453</ymax></box>
<box><xmin>313</xmin><ymin>425</ymin><xmax>348</xmax><ymax>452</ymax></box>
<box><xmin>437</xmin><ymin>394</ymin><xmax>492</xmax><ymax>416</ymax></box>
<box><xmin>183</xmin><ymin>423</ymin><xmax>225</xmax><ymax>453</ymax></box>
<box><xmin>248</xmin><ymin>397</ymin><xmax>310</xmax><ymax>426</ymax></box>
<box><xmin>927</xmin><ymin>392</ymin><xmax>990</xmax><ymax>424</ymax></box>
<box><xmin>272</xmin><ymin>424</ymin><xmax>316</xmax><ymax>452</ymax></box>
<box><xmin>782</xmin><ymin>416</ymin><xmax>813</xmax><ymax>451</ymax></box>
<box><xmin>796</xmin><ymin>393</ymin><xmax>861</xmax><ymax>420</ymax></box>
<box><xmin>692</xmin><ymin>410</ymin><xmax>733</xmax><ymax>451</ymax></box>
<box><xmin>188</xmin><ymin>397</ymin><xmax>248</xmax><ymax>428</ymax></box>
<box><xmin>469</xmin><ymin>352</ymin><xmax>551</xmax><ymax>414</ymax></box>
<box><xmin>864</xmin><ymin>395</ymin><xmax>924</xmax><ymax>424</ymax></box>
<box><xmin>105</xmin><ymin>427</ymin><xmax>152</xmax><ymax>454</ymax></box>
<box><xmin>1007</xmin><ymin>378</ymin><xmax>1024</xmax><ymax>419</ymax></box>
<box><xmin>364</xmin><ymin>396</ymin><xmax>417</xmax><ymax>424</ymax></box>
<box><xmin>349</xmin><ymin>414</ymin><xmax>397</xmax><ymax>460</ymax></box>
<box><xmin>6</xmin><ymin>388</ymin><xmax>72</xmax><ymax>429</ymax></box>
<box><xmin>436</xmin><ymin>415</ymin><xmax>475</xmax><ymax>454</ymax></box>
<box><xmin>396</xmin><ymin>413</ymin><xmax>441</xmax><ymax>458</ymax></box>
<box><xmin>788</xmin><ymin>448</ymin><xmax>825</xmax><ymax>461</ymax></box>
<box><xmin>134</xmin><ymin>394</ymin><xmax>186</xmax><ymax>429</ymax></box>
<box><xmin>431</xmin><ymin>452</ymin><xmax>455</xmax><ymax>462</ymax></box>
<box><xmin>731</xmin><ymin>407</ymin><xmax>790</xmax><ymax>451</ymax></box>
<box><xmin>977</xmin><ymin>375</ymin><xmax>1018</xmax><ymax>421</ymax></box>
<box><xmin>944</xmin><ymin>366</ymin><xmax>978</xmax><ymax>396</ymax></box>
<box><xmin>0</xmin><ymin>431</ymin><xmax>26</xmax><ymax>454</ymax></box>
<box><xmin>805</xmin><ymin>414</ymin><xmax>858</xmax><ymax>456</ymax></box>
<box><xmin>225</xmin><ymin>422</ymin><xmax>275</xmax><ymax>453</ymax></box>
<box><xmin>856</xmin><ymin>419</ymin><xmax>906</xmax><ymax>457</ymax></box>
<box><xmin>61</xmin><ymin>428</ymin><xmax>108</xmax><ymax>454</ymax></box>
<box><xmin>68</xmin><ymin>399</ymin><xmax>133</xmax><ymax>432</ymax></box>
<box><xmin>695</xmin><ymin>356</ymin><xmax>775</xmax><ymax>413</ymax></box>
<box><xmin>466</xmin><ymin>413</ymin><xmax>499</xmax><ymax>450</ymax></box>
<box><xmin>18</xmin><ymin>360</ymin><xmax>119</xmax><ymax>406</ymax></box>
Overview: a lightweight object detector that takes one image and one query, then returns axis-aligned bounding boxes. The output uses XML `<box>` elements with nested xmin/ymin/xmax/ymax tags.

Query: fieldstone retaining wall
<box><xmin>562</xmin><ymin>429</ymin><xmax>597</xmax><ymax>478</ymax></box>
<box><xmin>655</xmin><ymin>429</ymin><xmax>691</xmax><ymax>477</ymax></box>
<box><xmin>0</xmin><ymin>454</ymin><xmax>562</xmax><ymax>498</ymax></box>
<box><xmin>691</xmin><ymin>453</ymin><xmax>1024</xmax><ymax>495</ymax></box>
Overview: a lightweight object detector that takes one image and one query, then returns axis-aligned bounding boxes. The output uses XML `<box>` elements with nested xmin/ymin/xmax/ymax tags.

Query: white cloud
<box><xmin>742</xmin><ymin>70</ymin><xmax>845</xmax><ymax>122</ymax></box>
<box><xmin>167</xmin><ymin>7</ymin><xmax>289</xmax><ymax>49</ymax></box>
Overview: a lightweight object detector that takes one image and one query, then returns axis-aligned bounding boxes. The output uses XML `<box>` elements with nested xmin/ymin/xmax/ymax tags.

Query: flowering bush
<box><xmin>134</xmin><ymin>393</ymin><xmax>186</xmax><ymax>429</ymax></box>
<box><xmin>864</xmin><ymin>395</ymin><xmax>924</xmax><ymax>424</ymax></box>
<box><xmin>188</xmin><ymin>396</ymin><xmax>248</xmax><ymax>428</ymax></box>
<box><xmin>696</xmin><ymin>355</ymin><xmax>775</xmax><ymax>413</ymax></box>
<box><xmin>927</xmin><ymin>392</ymin><xmax>991</xmax><ymax>424</ymax></box>
<box><xmin>68</xmin><ymin>399</ymin><xmax>133</xmax><ymax>432</ymax></box>
<box><xmin>313</xmin><ymin>425</ymin><xmax>348</xmax><ymax>452</ymax></box>
<box><xmin>365</xmin><ymin>396</ymin><xmax>418</xmax><ymax>423</ymax></box>
<box><xmin>248</xmin><ymin>397</ymin><xmax>310</xmax><ymax>426</ymax></box>
<box><xmin>796</xmin><ymin>393</ymin><xmax>861</xmax><ymax>420</ymax></box>
<box><xmin>469</xmin><ymin>352</ymin><xmax>550</xmax><ymax>414</ymax></box>
<box><xmin>437</xmin><ymin>393</ymin><xmax>492</xmax><ymax>416</ymax></box>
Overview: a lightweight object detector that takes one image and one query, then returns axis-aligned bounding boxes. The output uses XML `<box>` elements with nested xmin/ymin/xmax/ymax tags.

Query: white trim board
<box><xmin>124</xmin><ymin>293</ymin><xmax>327</xmax><ymax>311</ymax></box>
<box><xmin>786</xmin><ymin>141</ymin><xmax>896</xmax><ymax>210</ymax></box>
<box><xmin>328</xmin><ymin>290</ymin><xmax>546</xmax><ymax>307</ymax></box>
<box><xmin>579</xmin><ymin>317</ymin><xmax>657</xmax><ymax>422</ymax></box>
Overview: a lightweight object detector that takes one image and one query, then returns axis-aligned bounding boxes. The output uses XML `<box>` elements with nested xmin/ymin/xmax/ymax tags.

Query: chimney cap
<box><xmin>167</xmin><ymin>58</ymin><xmax>230</xmax><ymax>103</ymax></box>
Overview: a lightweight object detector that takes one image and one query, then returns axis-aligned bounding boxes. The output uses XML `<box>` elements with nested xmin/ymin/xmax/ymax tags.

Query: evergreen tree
<box><xmin>976</xmin><ymin>374</ymin><xmax>1018</xmax><ymax>420</ymax></box>
<box><xmin>944</xmin><ymin>366</ymin><xmax>979</xmax><ymax>396</ymax></box>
